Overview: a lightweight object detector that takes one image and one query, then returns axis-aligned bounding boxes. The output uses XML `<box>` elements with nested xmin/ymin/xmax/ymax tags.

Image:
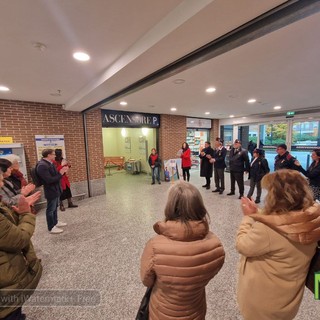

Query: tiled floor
<box><xmin>23</xmin><ymin>169</ymin><xmax>320</xmax><ymax>319</ymax></box>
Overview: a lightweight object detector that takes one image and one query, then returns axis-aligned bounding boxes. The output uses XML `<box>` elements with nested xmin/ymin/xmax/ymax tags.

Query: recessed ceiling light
<box><xmin>73</xmin><ymin>52</ymin><xmax>90</xmax><ymax>61</ymax></box>
<box><xmin>206</xmin><ymin>87</ymin><xmax>216</xmax><ymax>93</ymax></box>
<box><xmin>0</xmin><ymin>86</ymin><xmax>10</xmax><ymax>91</ymax></box>
<box><xmin>248</xmin><ymin>99</ymin><xmax>256</xmax><ymax>103</ymax></box>
<box><xmin>242</xmin><ymin>117</ymin><xmax>247</xmax><ymax>119</ymax></box>
<box><xmin>120</xmin><ymin>101</ymin><xmax>127</xmax><ymax>106</ymax></box>
<box><xmin>170</xmin><ymin>107</ymin><xmax>177</xmax><ymax>111</ymax></box>
<box><xmin>173</xmin><ymin>79</ymin><xmax>185</xmax><ymax>84</ymax></box>
<box><xmin>274</xmin><ymin>106</ymin><xmax>282</xmax><ymax>110</ymax></box>
<box><xmin>229</xmin><ymin>115</ymin><xmax>235</xmax><ymax>118</ymax></box>
<box><xmin>205</xmin><ymin>112</ymin><xmax>210</xmax><ymax>115</ymax></box>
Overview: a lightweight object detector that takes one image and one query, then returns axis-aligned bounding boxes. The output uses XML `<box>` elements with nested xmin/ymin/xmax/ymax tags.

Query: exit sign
<box><xmin>286</xmin><ymin>111</ymin><xmax>295</xmax><ymax>118</ymax></box>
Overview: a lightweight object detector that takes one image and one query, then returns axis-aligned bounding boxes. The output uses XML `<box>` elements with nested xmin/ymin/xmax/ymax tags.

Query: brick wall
<box><xmin>211</xmin><ymin>119</ymin><xmax>220</xmax><ymax>141</ymax></box>
<box><xmin>0</xmin><ymin>99</ymin><xmax>105</xmax><ymax>184</ymax></box>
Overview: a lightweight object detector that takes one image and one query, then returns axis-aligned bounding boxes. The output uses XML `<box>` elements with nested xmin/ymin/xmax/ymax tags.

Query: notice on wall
<box><xmin>125</xmin><ymin>137</ymin><xmax>131</xmax><ymax>153</ymax></box>
<box><xmin>0</xmin><ymin>137</ymin><xmax>13</xmax><ymax>144</ymax></box>
<box><xmin>35</xmin><ymin>135</ymin><xmax>65</xmax><ymax>161</ymax></box>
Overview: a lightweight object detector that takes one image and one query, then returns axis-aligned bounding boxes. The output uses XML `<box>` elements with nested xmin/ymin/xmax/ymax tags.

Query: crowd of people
<box><xmin>1</xmin><ymin>141</ymin><xmax>320</xmax><ymax>319</ymax></box>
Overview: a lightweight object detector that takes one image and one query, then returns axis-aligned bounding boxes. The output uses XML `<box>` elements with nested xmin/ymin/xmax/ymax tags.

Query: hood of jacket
<box><xmin>250</xmin><ymin>203</ymin><xmax>320</xmax><ymax>245</ymax></box>
<box><xmin>153</xmin><ymin>220</ymin><xmax>209</xmax><ymax>241</ymax></box>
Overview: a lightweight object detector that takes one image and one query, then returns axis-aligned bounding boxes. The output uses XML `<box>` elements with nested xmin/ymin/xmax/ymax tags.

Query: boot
<box><xmin>59</xmin><ymin>201</ymin><xmax>65</xmax><ymax>211</ymax></box>
<box><xmin>68</xmin><ymin>198</ymin><xmax>78</xmax><ymax>208</ymax></box>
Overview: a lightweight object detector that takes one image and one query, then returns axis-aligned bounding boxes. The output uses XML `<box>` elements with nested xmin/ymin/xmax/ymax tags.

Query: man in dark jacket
<box><xmin>199</xmin><ymin>141</ymin><xmax>215</xmax><ymax>189</ymax></box>
<box><xmin>211</xmin><ymin>138</ymin><xmax>227</xmax><ymax>194</ymax></box>
<box><xmin>227</xmin><ymin>139</ymin><xmax>250</xmax><ymax>199</ymax></box>
<box><xmin>274</xmin><ymin>144</ymin><xmax>297</xmax><ymax>171</ymax></box>
<box><xmin>36</xmin><ymin>149</ymin><xmax>68</xmax><ymax>234</ymax></box>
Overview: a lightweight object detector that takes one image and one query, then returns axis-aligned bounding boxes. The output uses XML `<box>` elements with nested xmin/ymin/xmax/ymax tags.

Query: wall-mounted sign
<box><xmin>0</xmin><ymin>137</ymin><xmax>13</xmax><ymax>144</ymax></box>
<box><xmin>286</xmin><ymin>111</ymin><xmax>295</xmax><ymax>118</ymax></box>
<box><xmin>35</xmin><ymin>135</ymin><xmax>66</xmax><ymax>161</ymax></box>
<box><xmin>101</xmin><ymin>110</ymin><xmax>160</xmax><ymax>128</ymax></box>
<box><xmin>187</xmin><ymin>118</ymin><xmax>211</xmax><ymax>129</ymax></box>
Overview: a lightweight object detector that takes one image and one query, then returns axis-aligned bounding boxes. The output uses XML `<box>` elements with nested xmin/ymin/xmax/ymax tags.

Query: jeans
<box><xmin>151</xmin><ymin>166</ymin><xmax>160</xmax><ymax>183</ymax></box>
<box><xmin>46</xmin><ymin>197</ymin><xmax>59</xmax><ymax>231</ymax></box>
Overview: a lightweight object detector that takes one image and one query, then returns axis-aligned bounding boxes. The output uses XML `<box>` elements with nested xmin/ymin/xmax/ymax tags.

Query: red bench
<box><xmin>104</xmin><ymin>156</ymin><xmax>125</xmax><ymax>170</ymax></box>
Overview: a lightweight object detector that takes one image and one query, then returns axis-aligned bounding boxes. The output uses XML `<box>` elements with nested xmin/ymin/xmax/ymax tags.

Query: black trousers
<box><xmin>214</xmin><ymin>167</ymin><xmax>225</xmax><ymax>190</ymax></box>
<box><xmin>205</xmin><ymin>177</ymin><xmax>211</xmax><ymax>186</ymax></box>
<box><xmin>247</xmin><ymin>179</ymin><xmax>262</xmax><ymax>200</ymax></box>
<box><xmin>230</xmin><ymin>171</ymin><xmax>244</xmax><ymax>195</ymax></box>
<box><xmin>182</xmin><ymin>167</ymin><xmax>190</xmax><ymax>181</ymax></box>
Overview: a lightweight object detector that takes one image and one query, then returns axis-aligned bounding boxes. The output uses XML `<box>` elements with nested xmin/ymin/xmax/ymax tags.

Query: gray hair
<box><xmin>0</xmin><ymin>154</ymin><xmax>21</xmax><ymax>165</ymax></box>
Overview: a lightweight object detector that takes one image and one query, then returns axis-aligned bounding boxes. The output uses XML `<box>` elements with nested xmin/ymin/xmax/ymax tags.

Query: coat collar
<box><xmin>153</xmin><ymin>220</ymin><xmax>209</xmax><ymax>241</ymax></box>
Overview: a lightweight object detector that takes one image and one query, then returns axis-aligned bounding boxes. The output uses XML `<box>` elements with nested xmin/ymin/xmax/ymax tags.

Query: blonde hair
<box><xmin>165</xmin><ymin>181</ymin><xmax>209</xmax><ymax>226</ymax></box>
<box><xmin>261</xmin><ymin>170</ymin><xmax>314</xmax><ymax>215</ymax></box>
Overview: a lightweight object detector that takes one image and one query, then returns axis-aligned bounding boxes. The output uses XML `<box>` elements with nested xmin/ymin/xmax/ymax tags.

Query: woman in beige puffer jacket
<box><xmin>140</xmin><ymin>181</ymin><xmax>225</xmax><ymax>320</ymax></box>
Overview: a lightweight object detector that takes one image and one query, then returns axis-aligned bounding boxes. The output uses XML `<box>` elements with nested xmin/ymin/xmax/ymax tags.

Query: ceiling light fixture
<box><xmin>120</xmin><ymin>101</ymin><xmax>127</xmax><ymax>106</ymax></box>
<box><xmin>205</xmin><ymin>112</ymin><xmax>210</xmax><ymax>115</ymax></box>
<box><xmin>206</xmin><ymin>87</ymin><xmax>216</xmax><ymax>93</ymax></box>
<box><xmin>73</xmin><ymin>51</ymin><xmax>90</xmax><ymax>61</ymax></box>
<box><xmin>248</xmin><ymin>99</ymin><xmax>256</xmax><ymax>103</ymax></box>
<box><xmin>0</xmin><ymin>86</ymin><xmax>10</xmax><ymax>91</ymax></box>
<box><xmin>170</xmin><ymin>107</ymin><xmax>177</xmax><ymax>111</ymax></box>
<box><xmin>229</xmin><ymin>115</ymin><xmax>235</xmax><ymax>118</ymax></box>
<box><xmin>274</xmin><ymin>106</ymin><xmax>282</xmax><ymax>110</ymax></box>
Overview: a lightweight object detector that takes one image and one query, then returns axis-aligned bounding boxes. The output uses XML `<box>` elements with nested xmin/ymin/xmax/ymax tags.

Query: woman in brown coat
<box><xmin>236</xmin><ymin>170</ymin><xmax>319</xmax><ymax>320</ymax></box>
<box><xmin>140</xmin><ymin>181</ymin><xmax>225</xmax><ymax>320</ymax></box>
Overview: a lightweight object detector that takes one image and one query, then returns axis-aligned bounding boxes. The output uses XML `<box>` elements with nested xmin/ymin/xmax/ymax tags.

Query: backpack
<box><xmin>30</xmin><ymin>163</ymin><xmax>43</xmax><ymax>187</ymax></box>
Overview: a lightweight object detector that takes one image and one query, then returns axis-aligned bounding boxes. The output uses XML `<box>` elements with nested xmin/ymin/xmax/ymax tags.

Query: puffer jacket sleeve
<box><xmin>236</xmin><ymin>216</ymin><xmax>271</xmax><ymax>257</ymax></box>
<box><xmin>0</xmin><ymin>212</ymin><xmax>35</xmax><ymax>252</ymax></box>
<box><xmin>140</xmin><ymin>238</ymin><xmax>156</xmax><ymax>288</ymax></box>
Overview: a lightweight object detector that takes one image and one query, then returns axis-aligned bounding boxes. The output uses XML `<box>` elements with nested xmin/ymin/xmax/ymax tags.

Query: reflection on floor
<box><xmin>24</xmin><ymin>169</ymin><xmax>320</xmax><ymax>319</ymax></box>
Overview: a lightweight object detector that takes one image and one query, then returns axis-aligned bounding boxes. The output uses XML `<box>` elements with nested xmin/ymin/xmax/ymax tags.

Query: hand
<box><xmin>206</xmin><ymin>154</ymin><xmax>212</xmax><ymax>159</ymax></box>
<box><xmin>151</xmin><ymin>165</ymin><xmax>155</xmax><ymax>168</ymax></box>
<box><xmin>200</xmin><ymin>152</ymin><xmax>205</xmax><ymax>157</ymax></box>
<box><xmin>12</xmin><ymin>195</ymin><xmax>31</xmax><ymax>214</ymax></box>
<box><xmin>25</xmin><ymin>191</ymin><xmax>41</xmax><ymax>207</ymax></box>
<box><xmin>244</xmin><ymin>171</ymin><xmax>249</xmax><ymax>175</ymax></box>
<box><xmin>241</xmin><ymin>197</ymin><xmax>258</xmax><ymax>216</ymax></box>
<box><xmin>21</xmin><ymin>183</ymin><xmax>36</xmax><ymax>196</ymax></box>
<box><xmin>59</xmin><ymin>166</ymin><xmax>69</xmax><ymax>175</ymax></box>
<box><xmin>294</xmin><ymin>160</ymin><xmax>301</xmax><ymax>166</ymax></box>
<box><xmin>61</xmin><ymin>159</ymin><xmax>68</xmax><ymax>166</ymax></box>
<box><xmin>209</xmin><ymin>159</ymin><xmax>215</xmax><ymax>163</ymax></box>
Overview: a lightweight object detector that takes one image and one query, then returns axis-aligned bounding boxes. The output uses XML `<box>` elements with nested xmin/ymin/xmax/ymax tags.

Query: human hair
<box><xmin>55</xmin><ymin>149</ymin><xmax>63</xmax><ymax>162</ymax></box>
<box><xmin>0</xmin><ymin>158</ymin><xmax>12</xmax><ymax>173</ymax></box>
<box><xmin>261</xmin><ymin>170</ymin><xmax>314</xmax><ymax>215</ymax></box>
<box><xmin>313</xmin><ymin>149</ymin><xmax>320</xmax><ymax>157</ymax></box>
<box><xmin>164</xmin><ymin>181</ymin><xmax>210</xmax><ymax>231</ymax></box>
<box><xmin>182</xmin><ymin>142</ymin><xmax>189</xmax><ymax>150</ymax></box>
<box><xmin>277</xmin><ymin>143</ymin><xmax>287</xmax><ymax>150</ymax></box>
<box><xmin>151</xmin><ymin>148</ymin><xmax>157</xmax><ymax>153</ymax></box>
<box><xmin>0</xmin><ymin>154</ymin><xmax>20</xmax><ymax>165</ymax></box>
<box><xmin>42</xmin><ymin>148</ymin><xmax>55</xmax><ymax>158</ymax></box>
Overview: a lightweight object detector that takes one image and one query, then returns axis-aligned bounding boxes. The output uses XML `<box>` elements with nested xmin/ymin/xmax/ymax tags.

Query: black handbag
<box><xmin>135</xmin><ymin>287</ymin><xmax>152</xmax><ymax>320</ymax></box>
<box><xmin>306</xmin><ymin>243</ymin><xmax>320</xmax><ymax>293</ymax></box>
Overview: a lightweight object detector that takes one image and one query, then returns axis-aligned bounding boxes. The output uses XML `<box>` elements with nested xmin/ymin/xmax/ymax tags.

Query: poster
<box><xmin>35</xmin><ymin>135</ymin><xmax>65</xmax><ymax>161</ymax></box>
<box><xmin>124</xmin><ymin>137</ymin><xmax>131</xmax><ymax>153</ymax></box>
<box><xmin>163</xmin><ymin>159</ymin><xmax>179</xmax><ymax>182</ymax></box>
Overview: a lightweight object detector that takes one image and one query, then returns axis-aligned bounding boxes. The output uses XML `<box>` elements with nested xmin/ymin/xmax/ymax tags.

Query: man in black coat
<box><xmin>227</xmin><ymin>139</ymin><xmax>250</xmax><ymax>199</ymax></box>
<box><xmin>211</xmin><ymin>138</ymin><xmax>227</xmax><ymax>194</ymax></box>
<box><xmin>199</xmin><ymin>141</ymin><xmax>215</xmax><ymax>189</ymax></box>
<box><xmin>36</xmin><ymin>149</ymin><xmax>68</xmax><ymax>234</ymax></box>
<box><xmin>274</xmin><ymin>144</ymin><xmax>297</xmax><ymax>171</ymax></box>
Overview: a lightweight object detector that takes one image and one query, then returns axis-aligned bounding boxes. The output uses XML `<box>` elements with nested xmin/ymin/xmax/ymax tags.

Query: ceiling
<box><xmin>1</xmin><ymin>0</ymin><xmax>319</xmax><ymax>120</ymax></box>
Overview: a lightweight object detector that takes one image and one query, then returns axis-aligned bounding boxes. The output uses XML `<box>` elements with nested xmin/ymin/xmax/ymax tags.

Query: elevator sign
<box><xmin>101</xmin><ymin>110</ymin><xmax>160</xmax><ymax>128</ymax></box>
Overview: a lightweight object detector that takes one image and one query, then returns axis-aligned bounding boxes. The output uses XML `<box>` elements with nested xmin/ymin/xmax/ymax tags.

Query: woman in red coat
<box><xmin>53</xmin><ymin>149</ymin><xmax>78</xmax><ymax>211</ymax></box>
<box><xmin>180</xmin><ymin>142</ymin><xmax>192</xmax><ymax>182</ymax></box>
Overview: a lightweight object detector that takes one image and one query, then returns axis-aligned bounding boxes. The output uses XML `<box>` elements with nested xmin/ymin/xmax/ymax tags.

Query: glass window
<box><xmin>259</xmin><ymin>123</ymin><xmax>287</xmax><ymax>147</ymax></box>
<box><xmin>292</xmin><ymin>120</ymin><xmax>320</xmax><ymax>147</ymax></box>
<box><xmin>220</xmin><ymin>125</ymin><xmax>233</xmax><ymax>147</ymax></box>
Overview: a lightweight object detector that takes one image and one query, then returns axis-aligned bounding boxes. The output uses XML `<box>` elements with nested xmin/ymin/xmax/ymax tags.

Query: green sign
<box><xmin>315</xmin><ymin>272</ymin><xmax>320</xmax><ymax>299</ymax></box>
<box><xmin>286</xmin><ymin>111</ymin><xmax>295</xmax><ymax>116</ymax></box>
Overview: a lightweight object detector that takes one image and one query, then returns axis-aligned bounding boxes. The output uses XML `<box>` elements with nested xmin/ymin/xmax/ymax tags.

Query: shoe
<box><xmin>68</xmin><ymin>204</ymin><xmax>78</xmax><ymax>208</ymax></box>
<box><xmin>227</xmin><ymin>192</ymin><xmax>235</xmax><ymax>196</ymax></box>
<box><xmin>206</xmin><ymin>186</ymin><xmax>210</xmax><ymax>190</ymax></box>
<box><xmin>255</xmin><ymin>199</ymin><xmax>261</xmax><ymax>204</ymax></box>
<box><xmin>56</xmin><ymin>221</ymin><xmax>67</xmax><ymax>227</ymax></box>
<box><xmin>151</xmin><ymin>182</ymin><xmax>155</xmax><ymax>185</ymax></box>
<box><xmin>212</xmin><ymin>189</ymin><xmax>220</xmax><ymax>193</ymax></box>
<box><xmin>202</xmin><ymin>184</ymin><xmax>208</xmax><ymax>188</ymax></box>
<box><xmin>158</xmin><ymin>181</ymin><xmax>161</xmax><ymax>184</ymax></box>
<box><xmin>219</xmin><ymin>190</ymin><xmax>224</xmax><ymax>194</ymax></box>
<box><xmin>50</xmin><ymin>226</ymin><xmax>63</xmax><ymax>234</ymax></box>
<box><xmin>239</xmin><ymin>195</ymin><xmax>244</xmax><ymax>199</ymax></box>
<box><xmin>59</xmin><ymin>203</ymin><xmax>65</xmax><ymax>211</ymax></box>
